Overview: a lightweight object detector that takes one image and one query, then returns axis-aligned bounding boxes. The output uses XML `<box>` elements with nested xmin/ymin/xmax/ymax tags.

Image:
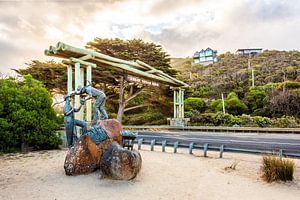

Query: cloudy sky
<box><xmin>0</xmin><ymin>0</ymin><xmax>300</xmax><ymax>74</ymax></box>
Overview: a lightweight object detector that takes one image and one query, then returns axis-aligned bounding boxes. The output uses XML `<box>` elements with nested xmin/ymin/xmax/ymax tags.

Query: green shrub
<box><xmin>123</xmin><ymin>109</ymin><xmax>166</xmax><ymax>125</ymax></box>
<box><xmin>226</xmin><ymin>92</ymin><xmax>248</xmax><ymax>115</ymax></box>
<box><xmin>185</xmin><ymin>111</ymin><xmax>215</xmax><ymax>125</ymax></box>
<box><xmin>0</xmin><ymin>75</ymin><xmax>61</xmax><ymax>152</ymax></box>
<box><xmin>253</xmin><ymin>116</ymin><xmax>272</xmax><ymax>127</ymax></box>
<box><xmin>262</xmin><ymin>156</ymin><xmax>295</xmax><ymax>182</ymax></box>
<box><xmin>213</xmin><ymin>112</ymin><xmax>240</xmax><ymax>126</ymax></box>
<box><xmin>184</xmin><ymin>97</ymin><xmax>206</xmax><ymax>112</ymax></box>
<box><xmin>210</xmin><ymin>93</ymin><xmax>247</xmax><ymax>115</ymax></box>
<box><xmin>272</xmin><ymin>116</ymin><xmax>298</xmax><ymax>128</ymax></box>
<box><xmin>244</xmin><ymin>87</ymin><xmax>266</xmax><ymax>113</ymax></box>
<box><xmin>239</xmin><ymin>114</ymin><xmax>255</xmax><ymax>127</ymax></box>
<box><xmin>210</xmin><ymin>99</ymin><xmax>223</xmax><ymax>112</ymax></box>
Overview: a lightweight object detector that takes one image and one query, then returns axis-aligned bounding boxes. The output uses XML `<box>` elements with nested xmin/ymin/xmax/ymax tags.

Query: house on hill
<box><xmin>236</xmin><ymin>48</ymin><xmax>262</xmax><ymax>55</ymax></box>
<box><xmin>193</xmin><ymin>48</ymin><xmax>217</xmax><ymax>66</ymax></box>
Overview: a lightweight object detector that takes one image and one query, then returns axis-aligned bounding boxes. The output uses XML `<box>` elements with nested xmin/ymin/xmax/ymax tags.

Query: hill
<box><xmin>171</xmin><ymin>50</ymin><xmax>300</xmax><ymax>98</ymax></box>
<box><xmin>170</xmin><ymin>50</ymin><xmax>300</xmax><ymax>123</ymax></box>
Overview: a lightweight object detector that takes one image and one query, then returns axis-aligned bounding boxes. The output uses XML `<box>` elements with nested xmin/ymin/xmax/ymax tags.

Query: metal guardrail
<box><xmin>134</xmin><ymin>138</ymin><xmax>300</xmax><ymax>159</ymax></box>
<box><xmin>124</xmin><ymin>125</ymin><xmax>300</xmax><ymax>134</ymax></box>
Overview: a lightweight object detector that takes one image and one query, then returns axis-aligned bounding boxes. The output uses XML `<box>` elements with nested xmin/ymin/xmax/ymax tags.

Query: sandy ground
<box><xmin>0</xmin><ymin>147</ymin><xmax>300</xmax><ymax>200</ymax></box>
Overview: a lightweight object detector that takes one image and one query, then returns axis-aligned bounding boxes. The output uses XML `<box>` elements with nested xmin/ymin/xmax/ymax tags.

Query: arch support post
<box><xmin>168</xmin><ymin>88</ymin><xmax>189</xmax><ymax>127</ymax></box>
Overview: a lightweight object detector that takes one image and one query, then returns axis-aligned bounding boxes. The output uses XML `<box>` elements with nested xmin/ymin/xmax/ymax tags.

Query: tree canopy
<box><xmin>0</xmin><ymin>75</ymin><xmax>61</xmax><ymax>152</ymax></box>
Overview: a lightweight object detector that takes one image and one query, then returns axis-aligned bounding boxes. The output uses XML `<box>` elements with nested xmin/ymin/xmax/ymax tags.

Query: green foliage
<box><xmin>123</xmin><ymin>108</ymin><xmax>167</xmax><ymax>125</ymax></box>
<box><xmin>253</xmin><ymin>116</ymin><xmax>272</xmax><ymax>127</ymax></box>
<box><xmin>184</xmin><ymin>97</ymin><xmax>206</xmax><ymax>112</ymax></box>
<box><xmin>262</xmin><ymin>156</ymin><xmax>295</xmax><ymax>182</ymax></box>
<box><xmin>272</xmin><ymin>116</ymin><xmax>298</xmax><ymax>128</ymax></box>
<box><xmin>226</xmin><ymin>92</ymin><xmax>248</xmax><ymax>115</ymax></box>
<box><xmin>191</xmin><ymin>87</ymin><xmax>211</xmax><ymax>98</ymax></box>
<box><xmin>185</xmin><ymin>111</ymin><xmax>214</xmax><ymax>125</ymax></box>
<box><xmin>172</xmin><ymin>50</ymin><xmax>300</xmax><ymax>118</ymax></box>
<box><xmin>210</xmin><ymin>92</ymin><xmax>247</xmax><ymax>115</ymax></box>
<box><xmin>86</xmin><ymin>38</ymin><xmax>176</xmax><ymax>76</ymax></box>
<box><xmin>0</xmin><ymin>75</ymin><xmax>61</xmax><ymax>152</ymax></box>
<box><xmin>244</xmin><ymin>87</ymin><xmax>266</xmax><ymax>113</ymax></box>
<box><xmin>210</xmin><ymin>99</ymin><xmax>223</xmax><ymax>112</ymax></box>
<box><xmin>212</xmin><ymin>112</ymin><xmax>240</xmax><ymax>126</ymax></box>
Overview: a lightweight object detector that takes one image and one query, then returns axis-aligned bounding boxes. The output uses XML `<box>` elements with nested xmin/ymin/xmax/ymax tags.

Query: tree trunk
<box><xmin>117</xmin><ymin>76</ymin><xmax>145</xmax><ymax>123</ymax></box>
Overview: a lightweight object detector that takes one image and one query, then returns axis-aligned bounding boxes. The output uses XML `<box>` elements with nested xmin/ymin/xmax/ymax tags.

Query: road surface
<box><xmin>134</xmin><ymin>130</ymin><xmax>300</xmax><ymax>154</ymax></box>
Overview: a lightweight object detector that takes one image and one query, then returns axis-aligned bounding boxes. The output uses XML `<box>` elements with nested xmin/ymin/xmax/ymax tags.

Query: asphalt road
<box><xmin>135</xmin><ymin>130</ymin><xmax>300</xmax><ymax>154</ymax></box>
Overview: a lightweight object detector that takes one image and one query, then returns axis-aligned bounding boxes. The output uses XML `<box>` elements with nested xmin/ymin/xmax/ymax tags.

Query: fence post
<box><xmin>162</xmin><ymin>140</ymin><xmax>167</xmax><ymax>152</ymax></box>
<box><xmin>138</xmin><ymin>138</ymin><xmax>143</xmax><ymax>150</ymax></box>
<box><xmin>204</xmin><ymin>143</ymin><xmax>208</xmax><ymax>157</ymax></box>
<box><xmin>174</xmin><ymin>141</ymin><xmax>179</xmax><ymax>153</ymax></box>
<box><xmin>189</xmin><ymin>142</ymin><xmax>194</xmax><ymax>154</ymax></box>
<box><xmin>220</xmin><ymin>145</ymin><xmax>224</xmax><ymax>158</ymax></box>
<box><xmin>279</xmin><ymin>149</ymin><xmax>283</xmax><ymax>159</ymax></box>
<box><xmin>150</xmin><ymin>139</ymin><xmax>155</xmax><ymax>151</ymax></box>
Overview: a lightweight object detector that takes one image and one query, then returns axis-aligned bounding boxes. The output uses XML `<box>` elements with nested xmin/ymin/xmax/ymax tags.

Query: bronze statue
<box><xmin>63</xmin><ymin>94</ymin><xmax>87</xmax><ymax>147</ymax></box>
<box><xmin>76</xmin><ymin>85</ymin><xmax>108</xmax><ymax>124</ymax></box>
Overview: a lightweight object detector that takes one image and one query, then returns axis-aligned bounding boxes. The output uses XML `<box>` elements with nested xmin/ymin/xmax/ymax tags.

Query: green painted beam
<box><xmin>45</xmin><ymin>42</ymin><xmax>189</xmax><ymax>87</ymax></box>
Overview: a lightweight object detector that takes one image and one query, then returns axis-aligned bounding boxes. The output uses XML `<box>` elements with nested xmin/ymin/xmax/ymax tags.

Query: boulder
<box><xmin>64</xmin><ymin>135</ymin><xmax>99</xmax><ymax>175</ymax></box>
<box><xmin>97</xmin><ymin>119</ymin><xmax>123</xmax><ymax>145</ymax></box>
<box><xmin>100</xmin><ymin>142</ymin><xmax>142</xmax><ymax>180</ymax></box>
<box><xmin>64</xmin><ymin>119</ymin><xmax>123</xmax><ymax>176</ymax></box>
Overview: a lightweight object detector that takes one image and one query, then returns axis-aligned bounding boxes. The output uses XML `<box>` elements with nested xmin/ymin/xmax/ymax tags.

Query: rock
<box><xmin>64</xmin><ymin>135</ymin><xmax>99</xmax><ymax>175</ymax></box>
<box><xmin>64</xmin><ymin>119</ymin><xmax>123</xmax><ymax>176</ymax></box>
<box><xmin>100</xmin><ymin>142</ymin><xmax>142</xmax><ymax>180</ymax></box>
<box><xmin>97</xmin><ymin>119</ymin><xmax>123</xmax><ymax>145</ymax></box>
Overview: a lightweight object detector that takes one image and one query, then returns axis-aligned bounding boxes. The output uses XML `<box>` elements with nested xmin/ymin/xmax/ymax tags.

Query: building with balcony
<box><xmin>193</xmin><ymin>47</ymin><xmax>217</xmax><ymax>66</ymax></box>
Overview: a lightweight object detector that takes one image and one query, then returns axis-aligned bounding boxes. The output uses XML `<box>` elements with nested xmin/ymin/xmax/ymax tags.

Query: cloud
<box><xmin>0</xmin><ymin>0</ymin><xmax>300</xmax><ymax>74</ymax></box>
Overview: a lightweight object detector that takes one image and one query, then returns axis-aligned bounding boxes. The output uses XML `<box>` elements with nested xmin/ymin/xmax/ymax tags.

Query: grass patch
<box><xmin>225</xmin><ymin>162</ymin><xmax>238</xmax><ymax>171</ymax></box>
<box><xmin>261</xmin><ymin>155</ymin><xmax>295</xmax><ymax>182</ymax></box>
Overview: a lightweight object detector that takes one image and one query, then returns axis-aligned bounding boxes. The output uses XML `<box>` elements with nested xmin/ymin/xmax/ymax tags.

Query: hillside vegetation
<box><xmin>171</xmin><ymin>50</ymin><xmax>300</xmax><ymax>127</ymax></box>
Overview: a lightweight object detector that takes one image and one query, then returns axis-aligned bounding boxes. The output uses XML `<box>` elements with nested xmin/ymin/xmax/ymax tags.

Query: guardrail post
<box><xmin>189</xmin><ymin>142</ymin><xmax>194</xmax><ymax>154</ymax></box>
<box><xmin>162</xmin><ymin>140</ymin><xmax>167</xmax><ymax>152</ymax></box>
<box><xmin>220</xmin><ymin>145</ymin><xmax>224</xmax><ymax>158</ymax></box>
<box><xmin>174</xmin><ymin>141</ymin><xmax>179</xmax><ymax>153</ymax></box>
<box><xmin>279</xmin><ymin>149</ymin><xmax>283</xmax><ymax>159</ymax></box>
<box><xmin>150</xmin><ymin>139</ymin><xmax>155</xmax><ymax>151</ymax></box>
<box><xmin>138</xmin><ymin>138</ymin><xmax>143</xmax><ymax>150</ymax></box>
<box><xmin>204</xmin><ymin>143</ymin><xmax>208</xmax><ymax>157</ymax></box>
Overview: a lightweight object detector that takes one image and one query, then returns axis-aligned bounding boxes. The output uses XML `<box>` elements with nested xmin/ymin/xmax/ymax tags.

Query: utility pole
<box><xmin>221</xmin><ymin>93</ymin><xmax>225</xmax><ymax>114</ymax></box>
<box><xmin>248</xmin><ymin>53</ymin><xmax>255</xmax><ymax>88</ymax></box>
<box><xmin>252</xmin><ymin>68</ymin><xmax>255</xmax><ymax>88</ymax></box>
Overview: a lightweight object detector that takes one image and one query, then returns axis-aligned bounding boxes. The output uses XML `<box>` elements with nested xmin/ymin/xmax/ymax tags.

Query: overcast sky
<box><xmin>1</xmin><ymin>0</ymin><xmax>300</xmax><ymax>74</ymax></box>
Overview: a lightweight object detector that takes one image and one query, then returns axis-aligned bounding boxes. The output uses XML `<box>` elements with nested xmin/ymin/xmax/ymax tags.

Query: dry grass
<box><xmin>225</xmin><ymin>162</ymin><xmax>238</xmax><ymax>171</ymax></box>
<box><xmin>262</xmin><ymin>155</ymin><xmax>295</xmax><ymax>182</ymax></box>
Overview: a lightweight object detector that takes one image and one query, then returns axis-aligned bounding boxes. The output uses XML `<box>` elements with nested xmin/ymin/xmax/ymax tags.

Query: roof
<box><xmin>45</xmin><ymin>42</ymin><xmax>189</xmax><ymax>88</ymax></box>
<box><xmin>237</xmin><ymin>48</ymin><xmax>263</xmax><ymax>51</ymax></box>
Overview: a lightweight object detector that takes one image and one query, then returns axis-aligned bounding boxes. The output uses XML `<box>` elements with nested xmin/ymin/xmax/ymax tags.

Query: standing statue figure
<box><xmin>64</xmin><ymin>94</ymin><xmax>87</xmax><ymax>147</ymax></box>
<box><xmin>76</xmin><ymin>85</ymin><xmax>108</xmax><ymax>124</ymax></box>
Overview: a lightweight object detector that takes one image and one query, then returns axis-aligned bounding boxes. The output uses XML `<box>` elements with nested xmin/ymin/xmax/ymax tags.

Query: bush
<box><xmin>239</xmin><ymin>114</ymin><xmax>255</xmax><ymax>127</ymax></box>
<box><xmin>272</xmin><ymin>116</ymin><xmax>298</xmax><ymax>128</ymax></box>
<box><xmin>210</xmin><ymin>92</ymin><xmax>247</xmax><ymax>115</ymax></box>
<box><xmin>185</xmin><ymin>111</ymin><xmax>215</xmax><ymax>125</ymax></box>
<box><xmin>213</xmin><ymin>112</ymin><xmax>240</xmax><ymax>126</ymax></box>
<box><xmin>253</xmin><ymin>116</ymin><xmax>272</xmax><ymax>127</ymax></box>
<box><xmin>262</xmin><ymin>156</ymin><xmax>295</xmax><ymax>182</ymax></box>
<box><xmin>226</xmin><ymin>92</ymin><xmax>248</xmax><ymax>115</ymax></box>
<box><xmin>123</xmin><ymin>109</ymin><xmax>167</xmax><ymax>125</ymax></box>
<box><xmin>184</xmin><ymin>97</ymin><xmax>206</xmax><ymax>112</ymax></box>
<box><xmin>0</xmin><ymin>75</ymin><xmax>61</xmax><ymax>152</ymax></box>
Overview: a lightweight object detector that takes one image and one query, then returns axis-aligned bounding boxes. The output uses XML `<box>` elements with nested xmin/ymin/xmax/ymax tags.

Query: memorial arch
<box><xmin>45</xmin><ymin>42</ymin><xmax>189</xmax><ymax>126</ymax></box>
